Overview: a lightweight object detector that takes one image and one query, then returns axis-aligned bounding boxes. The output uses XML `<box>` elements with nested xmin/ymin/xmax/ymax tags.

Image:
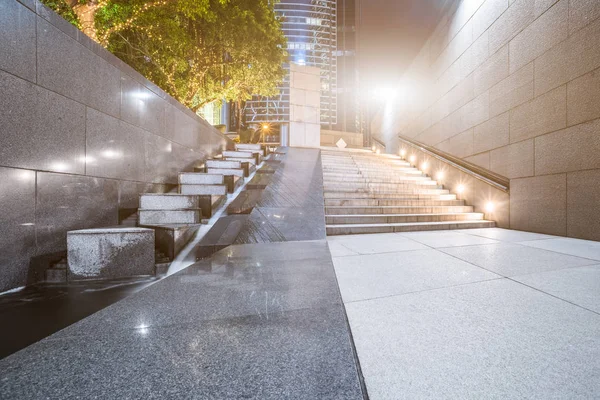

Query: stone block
<box><xmin>227</xmin><ymin>190</ymin><xmax>264</xmax><ymax>215</ymax></box>
<box><xmin>0</xmin><ymin>0</ymin><xmax>36</xmax><ymax>82</ymax></box>
<box><xmin>206</xmin><ymin>167</ymin><xmax>245</xmax><ymax>178</ymax></box>
<box><xmin>508</xmin><ymin>0</ymin><xmax>568</xmax><ymax>73</ymax></box>
<box><xmin>510</xmin><ymin>174</ymin><xmax>567</xmax><ymax>236</ymax></box>
<box><xmin>472</xmin><ymin>0</ymin><xmax>509</xmax><ymax>39</ymax></box>
<box><xmin>140</xmin><ymin>194</ymin><xmax>201</xmax><ymax>210</ymax></box>
<box><xmin>473</xmin><ymin>112</ymin><xmax>509</xmax><ymax>153</ymax></box>
<box><xmin>567</xmin><ymin>168</ymin><xmax>600</xmax><ymax>241</ymax></box>
<box><xmin>459</xmin><ymin>91</ymin><xmax>489</xmax><ymax>132</ymax></box>
<box><xmin>0</xmin><ymin>167</ymin><xmax>36</xmax><ymax>292</ymax></box>
<box><xmin>178</xmin><ymin>173</ymin><xmax>224</xmax><ymax>185</ymax></box>
<box><xmin>247</xmin><ymin>174</ymin><xmax>272</xmax><ymax>190</ymax></box>
<box><xmin>139</xmin><ymin>209</ymin><xmax>202</xmax><ymax>225</ymax></box>
<box><xmin>206</xmin><ymin>160</ymin><xmax>242</xmax><ymax>169</ymax></box>
<box><xmin>534</xmin><ymin>16</ymin><xmax>600</xmax><ymax>96</ymax></box>
<box><xmin>180</xmin><ymin>185</ymin><xmax>227</xmax><ymax>196</ymax></box>
<box><xmin>146</xmin><ymin>224</ymin><xmax>201</xmax><ymax>260</ymax></box>
<box><xmin>473</xmin><ymin>45</ymin><xmax>509</xmax><ymax>96</ymax></box>
<box><xmin>490</xmin><ymin>139</ymin><xmax>534</xmax><ymax>178</ymax></box>
<box><xmin>488</xmin><ymin>0</ymin><xmax>557</xmax><ymax>54</ymax></box>
<box><xmin>37</xmin><ymin>18</ymin><xmax>120</xmax><ymax>117</ymax></box>
<box><xmin>509</xmin><ymin>85</ymin><xmax>566</xmax><ymax>143</ymax></box>
<box><xmin>534</xmin><ymin>118</ymin><xmax>600</xmax><ymax>175</ymax></box>
<box><xmin>568</xmin><ymin>0</ymin><xmax>600</xmax><ymax>34</ymax></box>
<box><xmin>0</xmin><ymin>70</ymin><xmax>86</xmax><ymax>174</ymax></box>
<box><xmin>489</xmin><ymin>62</ymin><xmax>534</xmax><ymax>117</ymax></box>
<box><xmin>67</xmin><ymin>227</ymin><xmax>155</xmax><ymax>280</ymax></box>
<box><xmin>567</xmin><ymin>68</ymin><xmax>600</xmax><ymax>126</ymax></box>
<box><xmin>85</xmin><ymin>108</ymin><xmax>146</xmax><ymax>181</ymax></box>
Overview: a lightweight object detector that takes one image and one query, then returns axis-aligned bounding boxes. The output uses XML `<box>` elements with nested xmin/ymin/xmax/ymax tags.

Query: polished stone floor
<box><xmin>0</xmin><ymin>240</ymin><xmax>364</xmax><ymax>399</ymax></box>
<box><xmin>330</xmin><ymin>228</ymin><xmax>600</xmax><ymax>399</ymax></box>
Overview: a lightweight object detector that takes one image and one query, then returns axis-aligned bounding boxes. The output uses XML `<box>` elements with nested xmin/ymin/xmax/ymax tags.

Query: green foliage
<box><xmin>41</xmin><ymin>0</ymin><xmax>287</xmax><ymax>112</ymax></box>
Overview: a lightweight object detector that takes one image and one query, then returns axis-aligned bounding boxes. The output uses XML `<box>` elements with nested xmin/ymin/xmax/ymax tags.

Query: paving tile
<box><xmin>333</xmin><ymin>249</ymin><xmax>498</xmax><ymax>302</ymax></box>
<box><xmin>519</xmin><ymin>237</ymin><xmax>600</xmax><ymax>261</ymax></box>
<box><xmin>398</xmin><ymin>231</ymin><xmax>499</xmax><ymax>248</ymax></box>
<box><xmin>513</xmin><ymin>265</ymin><xmax>600</xmax><ymax>313</ymax></box>
<box><xmin>344</xmin><ymin>279</ymin><xmax>600</xmax><ymax>399</ymax></box>
<box><xmin>439</xmin><ymin>242</ymin><xmax>596</xmax><ymax>276</ymax></box>
<box><xmin>456</xmin><ymin>227</ymin><xmax>557</xmax><ymax>242</ymax></box>
<box><xmin>327</xmin><ymin>241</ymin><xmax>359</xmax><ymax>257</ymax></box>
<box><xmin>328</xmin><ymin>232</ymin><xmax>428</xmax><ymax>255</ymax></box>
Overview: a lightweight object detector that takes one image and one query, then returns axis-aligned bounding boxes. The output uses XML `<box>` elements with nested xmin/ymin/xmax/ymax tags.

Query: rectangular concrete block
<box><xmin>510</xmin><ymin>174</ymin><xmax>567</xmax><ymax>236</ymax></box>
<box><xmin>509</xmin><ymin>85</ymin><xmax>566</xmax><ymax>143</ymax></box>
<box><xmin>206</xmin><ymin>167</ymin><xmax>244</xmax><ymax>178</ymax></box>
<box><xmin>567</xmin><ymin>168</ymin><xmax>600</xmax><ymax>241</ymax></box>
<box><xmin>179</xmin><ymin>173</ymin><xmax>224</xmax><ymax>185</ymax></box>
<box><xmin>206</xmin><ymin>160</ymin><xmax>242</xmax><ymax>169</ymax></box>
<box><xmin>508</xmin><ymin>0</ymin><xmax>568</xmax><ymax>74</ymax></box>
<box><xmin>534</xmin><ymin>118</ymin><xmax>600</xmax><ymax>175</ymax></box>
<box><xmin>180</xmin><ymin>184</ymin><xmax>227</xmax><ymax>196</ymax></box>
<box><xmin>490</xmin><ymin>62</ymin><xmax>534</xmax><ymax>117</ymax></box>
<box><xmin>567</xmin><ymin>68</ymin><xmax>600</xmax><ymax>126</ymax></box>
<box><xmin>490</xmin><ymin>139</ymin><xmax>534</xmax><ymax>178</ymax></box>
<box><xmin>139</xmin><ymin>209</ymin><xmax>202</xmax><ymax>225</ymax></box>
<box><xmin>67</xmin><ymin>227</ymin><xmax>155</xmax><ymax>280</ymax></box>
<box><xmin>473</xmin><ymin>112</ymin><xmax>509</xmax><ymax>153</ymax></box>
<box><xmin>140</xmin><ymin>194</ymin><xmax>201</xmax><ymax>210</ymax></box>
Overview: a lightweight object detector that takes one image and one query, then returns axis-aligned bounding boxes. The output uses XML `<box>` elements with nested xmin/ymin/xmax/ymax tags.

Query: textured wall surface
<box><xmin>373</xmin><ymin>0</ymin><xmax>600</xmax><ymax>241</ymax></box>
<box><xmin>289</xmin><ymin>64</ymin><xmax>322</xmax><ymax>148</ymax></box>
<box><xmin>0</xmin><ymin>0</ymin><xmax>231</xmax><ymax>292</ymax></box>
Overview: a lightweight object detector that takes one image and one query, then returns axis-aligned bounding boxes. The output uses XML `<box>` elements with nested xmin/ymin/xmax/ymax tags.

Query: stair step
<box><xmin>325</xmin><ymin>206</ymin><xmax>474</xmax><ymax>214</ymax></box>
<box><xmin>178</xmin><ymin>173</ymin><xmax>224</xmax><ymax>185</ymax></box>
<box><xmin>326</xmin><ymin>213</ymin><xmax>485</xmax><ymax>224</ymax></box>
<box><xmin>139</xmin><ymin>209</ymin><xmax>203</xmax><ymax>225</ymax></box>
<box><xmin>180</xmin><ymin>184</ymin><xmax>227</xmax><ymax>196</ymax></box>
<box><xmin>324</xmin><ymin>189</ymin><xmax>450</xmax><ymax>197</ymax></box>
<box><xmin>326</xmin><ymin>220</ymin><xmax>496</xmax><ymax>235</ymax></box>
<box><xmin>236</xmin><ymin>143</ymin><xmax>262</xmax><ymax>151</ymax></box>
<box><xmin>325</xmin><ymin>198</ymin><xmax>466</xmax><ymax>207</ymax></box>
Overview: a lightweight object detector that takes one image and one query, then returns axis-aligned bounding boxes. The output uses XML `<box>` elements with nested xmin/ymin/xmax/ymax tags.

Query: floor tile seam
<box><xmin>330</xmin><ymin>246</ymin><xmax>433</xmax><ymax>258</ymax></box>
<box><xmin>505</xmin><ymin>277</ymin><xmax>600</xmax><ymax>318</ymax></box>
<box><xmin>504</xmin><ymin>262</ymin><xmax>600</xmax><ymax>280</ymax></box>
<box><xmin>23</xmin><ymin>301</ymin><xmax>348</xmax><ymax>346</ymax></box>
<box><xmin>341</xmin><ymin>276</ymin><xmax>507</xmax><ymax>305</ymax></box>
<box><xmin>456</xmin><ymin>233</ymin><xmax>557</xmax><ymax>243</ymax></box>
<box><xmin>404</xmin><ymin>237</ymin><xmax>508</xmax><ymax>279</ymax></box>
<box><xmin>515</xmin><ymin>241</ymin><xmax>600</xmax><ymax>262</ymax></box>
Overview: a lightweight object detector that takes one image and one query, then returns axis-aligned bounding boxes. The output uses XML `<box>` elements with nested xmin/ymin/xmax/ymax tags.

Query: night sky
<box><xmin>357</xmin><ymin>0</ymin><xmax>449</xmax><ymax>87</ymax></box>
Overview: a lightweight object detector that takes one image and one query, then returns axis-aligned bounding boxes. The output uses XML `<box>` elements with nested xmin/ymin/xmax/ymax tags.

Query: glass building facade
<box><xmin>244</xmin><ymin>0</ymin><xmax>337</xmax><ymax>128</ymax></box>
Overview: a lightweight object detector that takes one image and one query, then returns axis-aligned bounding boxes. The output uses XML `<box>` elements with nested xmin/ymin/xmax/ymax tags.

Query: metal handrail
<box><xmin>397</xmin><ymin>135</ymin><xmax>510</xmax><ymax>193</ymax></box>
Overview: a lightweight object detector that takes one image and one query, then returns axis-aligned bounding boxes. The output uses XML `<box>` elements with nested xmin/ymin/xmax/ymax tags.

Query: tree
<box><xmin>41</xmin><ymin>0</ymin><xmax>287</xmax><ymax>113</ymax></box>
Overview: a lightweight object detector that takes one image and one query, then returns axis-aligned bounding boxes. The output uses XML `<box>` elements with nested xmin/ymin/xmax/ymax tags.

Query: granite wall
<box><xmin>372</xmin><ymin>0</ymin><xmax>600</xmax><ymax>241</ymax></box>
<box><xmin>0</xmin><ymin>0</ymin><xmax>232</xmax><ymax>292</ymax></box>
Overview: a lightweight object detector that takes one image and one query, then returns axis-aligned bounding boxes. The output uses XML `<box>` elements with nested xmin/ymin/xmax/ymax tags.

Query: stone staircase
<box><xmin>322</xmin><ymin>148</ymin><xmax>495</xmax><ymax>235</ymax></box>
<box><xmin>58</xmin><ymin>143</ymin><xmax>265</xmax><ymax>282</ymax></box>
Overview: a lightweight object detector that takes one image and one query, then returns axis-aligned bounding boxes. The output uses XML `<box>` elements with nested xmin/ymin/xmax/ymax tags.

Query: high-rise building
<box><xmin>244</xmin><ymin>0</ymin><xmax>337</xmax><ymax>129</ymax></box>
<box><xmin>335</xmin><ymin>0</ymin><xmax>359</xmax><ymax>133</ymax></box>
